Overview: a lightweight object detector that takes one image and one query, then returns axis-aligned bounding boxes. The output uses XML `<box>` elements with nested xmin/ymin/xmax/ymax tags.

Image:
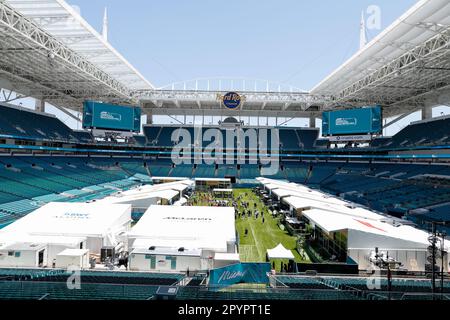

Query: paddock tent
<box><xmin>267</xmin><ymin>243</ymin><xmax>295</xmax><ymax>260</ymax></box>
<box><xmin>302</xmin><ymin>208</ymin><xmax>449</xmax><ymax>272</ymax></box>
<box><xmin>213</xmin><ymin>253</ymin><xmax>240</xmax><ymax>268</ymax></box>
<box><xmin>128</xmin><ymin>205</ymin><xmax>236</xmax><ymax>272</ymax></box>
<box><xmin>0</xmin><ymin>243</ymin><xmax>47</xmax><ymax>268</ymax></box>
<box><xmin>261</xmin><ymin>178</ymin><xmax>346</xmax><ymax>205</ymax></box>
<box><xmin>274</xmin><ymin>188</ymin><xmax>347</xmax><ymax>206</ymax></box>
<box><xmin>0</xmin><ymin>202</ymin><xmax>131</xmax><ymax>267</ymax></box>
<box><xmin>98</xmin><ymin>180</ymin><xmax>193</xmax><ymax>208</ymax></box>
<box><xmin>283</xmin><ymin>196</ymin><xmax>383</xmax><ymax>221</ymax></box>
<box><xmin>56</xmin><ymin>249</ymin><xmax>90</xmax><ymax>269</ymax></box>
<box><xmin>101</xmin><ymin>189</ymin><xmax>179</xmax><ymax>208</ymax></box>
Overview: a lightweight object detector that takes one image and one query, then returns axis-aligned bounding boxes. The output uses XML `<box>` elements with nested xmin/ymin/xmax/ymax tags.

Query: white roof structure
<box><xmin>267</xmin><ymin>243</ymin><xmax>295</xmax><ymax>260</ymax></box>
<box><xmin>173</xmin><ymin>197</ymin><xmax>188</xmax><ymax>206</ymax></box>
<box><xmin>0</xmin><ymin>242</ymin><xmax>46</xmax><ymax>252</ymax></box>
<box><xmin>106</xmin><ymin>181</ymin><xmax>192</xmax><ymax>197</ymax></box>
<box><xmin>214</xmin><ymin>252</ymin><xmax>240</xmax><ymax>261</ymax></box>
<box><xmin>151</xmin><ymin>177</ymin><xmax>190</xmax><ymax>182</ymax></box>
<box><xmin>311</xmin><ymin>0</ymin><xmax>450</xmax><ymax>116</ymax></box>
<box><xmin>259</xmin><ymin>177</ymin><xmax>406</xmax><ymax>222</ymax></box>
<box><xmin>102</xmin><ymin>189</ymin><xmax>178</xmax><ymax>206</ymax></box>
<box><xmin>260</xmin><ymin>177</ymin><xmax>349</xmax><ymax>206</ymax></box>
<box><xmin>213</xmin><ymin>188</ymin><xmax>233</xmax><ymax>192</ymax></box>
<box><xmin>14</xmin><ymin>235</ymin><xmax>86</xmax><ymax>247</ymax></box>
<box><xmin>57</xmin><ymin>248</ymin><xmax>89</xmax><ymax>257</ymax></box>
<box><xmin>273</xmin><ymin>187</ymin><xmax>337</xmax><ymax>201</ymax></box>
<box><xmin>149</xmin><ymin>180</ymin><xmax>193</xmax><ymax>191</ymax></box>
<box><xmin>194</xmin><ymin>177</ymin><xmax>231</xmax><ymax>182</ymax></box>
<box><xmin>1</xmin><ymin>0</ymin><xmax>153</xmax><ymax>111</ymax></box>
<box><xmin>98</xmin><ymin>181</ymin><xmax>193</xmax><ymax>209</ymax></box>
<box><xmin>302</xmin><ymin>208</ymin><xmax>438</xmax><ymax>250</ymax></box>
<box><xmin>6</xmin><ymin>0</ymin><xmax>153</xmax><ymax>90</ymax></box>
<box><xmin>283</xmin><ymin>196</ymin><xmax>382</xmax><ymax>221</ymax></box>
<box><xmin>131</xmin><ymin>246</ymin><xmax>202</xmax><ymax>257</ymax></box>
<box><xmin>0</xmin><ymin>202</ymin><xmax>131</xmax><ymax>241</ymax></box>
<box><xmin>128</xmin><ymin>205</ymin><xmax>236</xmax><ymax>252</ymax></box>
<box><xmin>257</xmin><ymin>177</ymin><xmax>442</xmax><ymax>251</ymax></box>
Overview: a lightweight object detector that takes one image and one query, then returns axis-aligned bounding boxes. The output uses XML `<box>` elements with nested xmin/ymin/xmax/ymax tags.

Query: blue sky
<box><xmin>68</xmin><ymin>0</ymin><xmax>417</xmax><ymax>90</ymax></box>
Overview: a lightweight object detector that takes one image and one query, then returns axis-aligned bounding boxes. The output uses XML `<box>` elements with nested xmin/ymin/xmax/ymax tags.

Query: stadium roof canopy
<box><xmin>0</xmin><ymin>0</ymin><xmax>153</xmax><ymax>112</ymax></box>
<box><xmin>0</xmin><ymin>0</ymin><xmax>449</xmax><ymax>119</ymax></box>
<box><xmin>311</xmin><ymin>0</ymin><xmax>450</xmax><ymax>116</ymax></box>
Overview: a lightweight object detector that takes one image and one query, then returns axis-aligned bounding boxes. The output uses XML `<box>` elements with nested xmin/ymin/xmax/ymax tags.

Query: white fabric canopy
<box><xmin>267</xmin><ymin>243</ymin><xmax>295</xmax><ymax>260</ymax></box>
<box><xmin>128</xmin><ymin>205</ymin><xmax>236</xmax><ymax>252</ymax></box>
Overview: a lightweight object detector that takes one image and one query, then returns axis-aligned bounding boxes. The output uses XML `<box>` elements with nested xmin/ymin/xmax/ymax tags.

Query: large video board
<box><xmin>322</xmin><ymin>106</ymin><xmax>382</xmax><ymax>136</ymax></box>
<box><xmin>82</xmin><ymin>101</ymin><xmax>141</xmax><ymax>132</ymax></box>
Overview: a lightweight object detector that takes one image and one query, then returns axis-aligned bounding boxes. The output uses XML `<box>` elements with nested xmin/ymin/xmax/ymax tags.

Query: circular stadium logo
<box><xmin>222</xmin><ymin>92</ymin><xmax>241</xmax><ymax>109</ymax></box>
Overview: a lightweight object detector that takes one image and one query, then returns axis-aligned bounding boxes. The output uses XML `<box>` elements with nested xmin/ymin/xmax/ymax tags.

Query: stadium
<box><xmin>0</xmin><ymin>0</ymin><xmax>449</xmax><ymax>303</ymax></box>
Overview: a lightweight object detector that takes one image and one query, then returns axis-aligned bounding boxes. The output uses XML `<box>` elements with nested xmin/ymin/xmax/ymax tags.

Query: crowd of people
<box><xmin>233</xmin><ymin>190</ymin><xmax>267</xmax><ymax>226</ymax></box>
<box><xmin>187</xmin><ymin>191</ymin><xmax>232</xmax><ymax>207</ymax></box>
<box><xmin>186</xmin><ymin>189</ymin><xmax>268</xmax><ymax>226</ymax></box>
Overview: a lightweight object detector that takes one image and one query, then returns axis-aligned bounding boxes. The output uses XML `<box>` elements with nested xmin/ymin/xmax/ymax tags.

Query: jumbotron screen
<box><xmin>322</xmin><ymin>106</ymin><xmax>382</xmax><ymax>136</ymax></box>
<box><xmin>82</xmin><ymin>101</ymin><xmax>141</xmax><ymax>132</ymax></box>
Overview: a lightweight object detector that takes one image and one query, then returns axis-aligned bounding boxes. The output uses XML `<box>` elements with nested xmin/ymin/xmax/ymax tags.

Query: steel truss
<box><xmin>0</xmin><ymin>1</ymin><xmax>134</xmax><ymax>110</ymax></box>
<box><xmin>332</xmin><ymin>26</ymin><xmax>450</xmax><ymax>113</ymax></box>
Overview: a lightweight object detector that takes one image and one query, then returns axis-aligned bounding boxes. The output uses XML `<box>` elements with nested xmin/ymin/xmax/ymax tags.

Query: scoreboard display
<box><xmin>322</xmin><ymin>106</ymin><xmax>382</xmax><ymax>136</ymax></box>
<box><xmin>82</xmin><ymin>101</ymin><xmax>141</xmax><ymax>132</ymax></box>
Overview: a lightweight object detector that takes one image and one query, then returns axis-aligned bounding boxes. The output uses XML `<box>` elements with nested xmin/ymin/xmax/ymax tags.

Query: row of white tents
<box><xmin>0</xmin><ymin>180</ymin><xmax>238</xmax><ymax>271</ymax></box>
<box><xmin>257</xmin><ymin>177</ymin><xmax>449</xmax><ymax>272</ymax></box>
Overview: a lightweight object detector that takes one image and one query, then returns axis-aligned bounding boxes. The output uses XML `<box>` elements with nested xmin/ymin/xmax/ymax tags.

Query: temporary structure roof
<box><xmin>128</xmin><ymin>205</ymin><xmax>235</xmax><ymax>252</ymax></box>
<box><xmin>267</xmin><ymin>243</ymin><xmax>295</xmax><ymax>260</ymax></box>
<box><xmin>194</xmin><ymin>178</ymin><xmax>231</xmax><ymax>182</ymax></box>
<box><xmin>0</xmin><ymin>202</ymin><xmax>131</xmax><ymax>238</ymax></box>
<box><xmin>131</xmin><ymin>246</ymin><xmax>202</xmax><ymax>257</ymax></box>
<box><xmin>283</xmin><ymin>196</ymin><xmax>383</xmax><ymax>221</ymax></box>
<box><xmin>302</xmin><ymin>208</ymin><xmax>433</xmax><ymax>248</ymax></box>
<box><xmin>173</xmin><ymin>197</ymin><xmax>188</xmax><ymax>206</ymax></box>
<box><xmin>57</xmin><ymin>248</ymin><xmax>89</xmax><ymax>257</ymax></box>
<box><xmin>0</xmin><ymin>242</ymin><xmax>46</xmax><ymax>251</ymax></box>
<box><xmin>131</xmin><ymin>238</ymin><xmax>226</xmax><ymax>253</ymax></box>
<box><xmin>99</xmin><ymin>180</ymin><xmax>193</xmax><ymax>206</ymax></box>
<box><xmin>214</xmin><ymin>253</ymin><xmax>240</xmax><ymax>261</ymax></box>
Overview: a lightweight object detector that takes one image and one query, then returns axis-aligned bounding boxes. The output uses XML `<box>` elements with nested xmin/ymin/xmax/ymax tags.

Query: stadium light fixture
<box><xmin>371</xmin><ymin>247</ymin><xmax>402</xmax><ymax>300</ymax></box>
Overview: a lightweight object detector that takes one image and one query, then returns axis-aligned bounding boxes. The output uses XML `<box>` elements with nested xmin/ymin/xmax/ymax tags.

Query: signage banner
<box><xmin>328</xmin><ymin>135</ymin><xmax>372</xmax><ymax>142</ymax></box>
<box><xmin>209</xmin><ymin>262</ymin><xmax>271</xmax><ymax>287</ymax></box>
<box><xmin>216</xmin><ymin>92</ymin><xmax>245</xmax><ymax>110</ymax></box>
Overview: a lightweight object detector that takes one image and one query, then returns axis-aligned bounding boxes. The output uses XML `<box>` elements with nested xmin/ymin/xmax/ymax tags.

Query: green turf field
<box><xmin>233</xmin><ymin>189</ymin><xmax>308</xmax><ymax>268</ymax></box>
<box><xmin>189</xmin><ymin>188</ymin><xmax>310</xmax><ymax>270</ymax></box>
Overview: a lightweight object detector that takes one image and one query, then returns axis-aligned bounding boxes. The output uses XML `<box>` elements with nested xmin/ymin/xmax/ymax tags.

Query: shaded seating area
<box><xmin>0</xmin><ymin>103</ymin><xmax>79</xmax><ymax>142</ymax></box>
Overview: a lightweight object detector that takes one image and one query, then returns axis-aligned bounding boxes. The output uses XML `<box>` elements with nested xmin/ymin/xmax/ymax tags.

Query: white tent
<box><xmin>56</xmin><ymin>249</ymin><xmax>89</xmax><ymax>269</ymax></box>
<box><xmin>128</xmin><ymin>205</ymin><xmax>236</xmax><ymax>252</ymax></box>
<box><xmin>128</xmin><ymin>205</ymin><xmax>237</xmax><ymax>272</ymax></box>
<box><xmin>267</xmin><ymin>243</ymin><xmax>295</xmax><ymax>260</ymax></box>
<box><xmin>302</xmin><ymin>208</ymin><xmax>449</xmax><ymax>272</ymax></box>
<box><xmin>98</xmin><ymin>180</ymin><xmax>194</xmax><ymax>209</ymax></box>
<box><xmin>0</xmin><ymin>202</ymin><xmax>131</xmax><ymax>261</ymax></box>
